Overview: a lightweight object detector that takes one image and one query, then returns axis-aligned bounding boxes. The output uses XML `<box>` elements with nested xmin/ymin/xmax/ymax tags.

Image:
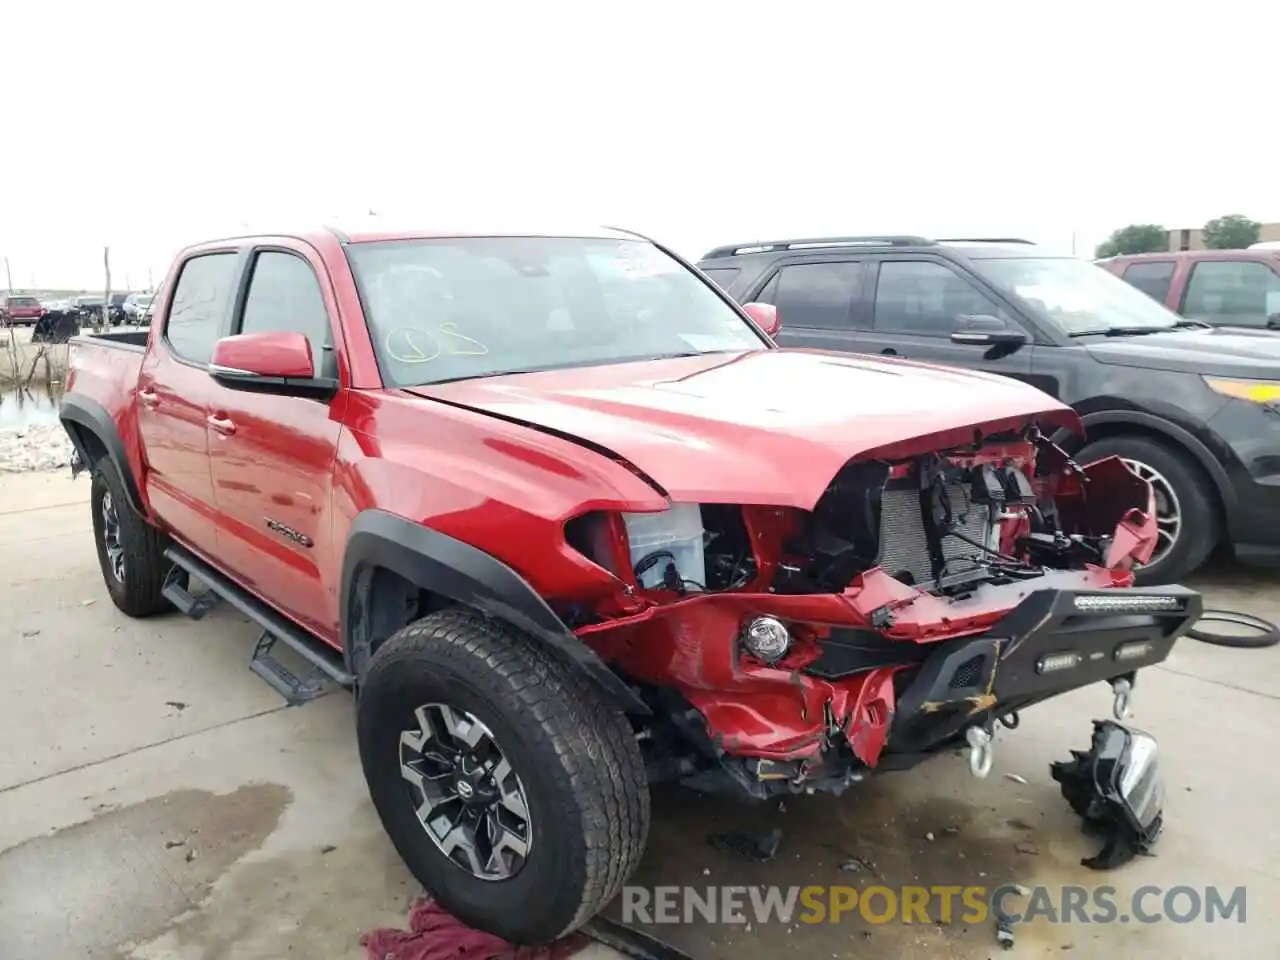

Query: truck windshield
<box><xmin>973</xmin><ymin>256</ymin><xmax>1183</xmax><ymax>337</ymax></box>
<box><xmin>345</xmin><ymin>236</ymin><xmax>768</xmax><ymax>386</ymax></box>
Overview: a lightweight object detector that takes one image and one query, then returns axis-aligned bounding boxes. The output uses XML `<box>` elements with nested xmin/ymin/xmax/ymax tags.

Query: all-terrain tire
<box><xmin>1074</xmin><ymin>435</ymin><xmax>1219</xmax><ymax>585</ymax></box>
<box><xmin>356</xmin><ymin>608</ymin><xmax>650</xmax><ymax>945</ymax></box>
<box><xmin>90</xmin><ymin>461</ymin><xmax>172</xmax><ymax>616</ymax></box>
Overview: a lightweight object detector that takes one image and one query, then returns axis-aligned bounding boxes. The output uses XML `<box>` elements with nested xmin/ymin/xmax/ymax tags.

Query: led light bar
<box><xmin>1074</xmin><ymin>595</ymin><xmax>1182</xmax><ymax>613</ymax></box>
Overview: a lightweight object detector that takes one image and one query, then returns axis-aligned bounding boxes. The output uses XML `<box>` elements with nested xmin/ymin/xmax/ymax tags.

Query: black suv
<box><xmin>696</xmin><ymin>235</ymin><xmax>1280</xmax><ymax>584</ymax></box>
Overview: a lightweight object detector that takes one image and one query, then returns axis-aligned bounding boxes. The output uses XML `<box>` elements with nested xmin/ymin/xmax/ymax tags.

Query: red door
<box><xmin>137</xmin><ymin>251</ymin><xmax>242</xmax><ymax>558</ymax></box>
<box><xmin>205</xmin><ymin>244</ymin><xmax>347</xmax><ymax>640</ymax></box>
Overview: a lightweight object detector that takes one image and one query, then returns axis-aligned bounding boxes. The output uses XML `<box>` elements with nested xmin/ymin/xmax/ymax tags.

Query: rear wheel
<box><xmin>1074</xmin><ymin>435</ymin><xmax>1219</xmax><ymax>584</ymax></box>
<box><xmin>90</xmin><ymin>462</ymin><xmax>171</xmax><ymax>616</ymax></box>
<box><xmin>356</xmin><ymin>608</ymin><xmax>649</xmax><ymax>944</ymax></box>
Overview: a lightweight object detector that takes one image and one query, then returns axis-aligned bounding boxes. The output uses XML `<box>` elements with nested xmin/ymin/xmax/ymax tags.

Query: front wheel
<box><xmin>356</xmin><ymin>608</ymin><xmax>650</xmax><ymax>945</ymax></box>
<box><xmin>1074</xmin><ymin>435</ymin><xmax>1219</xmax><ymax>584</ymax></box>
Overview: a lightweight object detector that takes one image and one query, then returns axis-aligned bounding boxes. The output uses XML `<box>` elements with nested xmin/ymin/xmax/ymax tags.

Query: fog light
<box><xmin>1037</xmin><ymin>651</ymin><xmax>1082</xmax><ymax>674</ymax></box>
<box><xmin>1115</xmin><ymin>641</ymin><xmax>1153</xmax><ymax>662</ymax></box>
<box><xmin>1074</xmin><ymin>594</ymin><xmax>1182</xmax><ymax>613</ymax></box>
<box><xmin>742</xmin><ymin>616</ymin><xmax>792</xmax><ymax>663</ymax></box>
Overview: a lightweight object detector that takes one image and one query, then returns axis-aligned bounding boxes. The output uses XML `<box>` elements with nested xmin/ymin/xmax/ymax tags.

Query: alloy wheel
<box><xmin>1121</xmin><ymin>458</ymin><xmax>1182</xmax><ymax>569</ymax></box>
<box><xmin>101</xmin><ymin>490</ymin><xmax>125</xmax><ymax>583</ymax></box>
<box><xmin>399</xmin><ymin>703</ymin><xmax>533</xmax><ymax>881</ymax></box>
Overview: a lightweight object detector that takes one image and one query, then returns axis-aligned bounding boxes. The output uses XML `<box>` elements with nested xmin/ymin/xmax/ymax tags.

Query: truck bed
<box><xmin>61</xmin><ymin>329</ymin><xmax>151</xmax><ymax>509</ymax></box>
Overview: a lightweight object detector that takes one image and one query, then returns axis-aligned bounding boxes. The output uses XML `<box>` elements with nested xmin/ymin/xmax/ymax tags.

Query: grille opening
<box><xmin>949</xmin><ymin>654</ymin><xmax>986</xmax><ymax>690</ymax></box>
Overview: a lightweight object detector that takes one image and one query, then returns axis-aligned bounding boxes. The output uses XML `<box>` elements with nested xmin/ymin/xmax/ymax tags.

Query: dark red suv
<box><xmin>1098</xmin><ymin>249</ymin><xmax>1280</xmax><ymax>330</ymax></box>
<box><xmin>0</xmin><ymin>294</ymin><xmax>44</xmax><ymax>326</ymax></box>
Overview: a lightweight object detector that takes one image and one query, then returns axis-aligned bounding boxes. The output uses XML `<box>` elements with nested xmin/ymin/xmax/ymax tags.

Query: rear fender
<box><xmin>58</xmin><ymin>394</ymin><xmax>146</xmax><ymax>516</ymax></box>
<box><xmin>340</xmin><ymin>509</ymin><xmax>650</xmax><ymax>715</ymax></box>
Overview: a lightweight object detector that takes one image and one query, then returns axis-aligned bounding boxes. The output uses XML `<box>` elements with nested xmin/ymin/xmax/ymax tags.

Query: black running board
<box><xmin>163</xmin><ymin>544</ymin><xmax>355</xmax><ymax>705</ymax></box>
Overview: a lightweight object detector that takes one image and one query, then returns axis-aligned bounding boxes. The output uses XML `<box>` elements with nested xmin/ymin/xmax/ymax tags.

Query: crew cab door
<box><xmin>853</xmin><ymin>257</ymin><xmax>1036</xmax><ymax>378</ymax></box>
<box><xmin>205</xmin><ymin>244</ymin><xmax>345</xmax><ymax>640</ymax></box>
<box><xmin>137</xmin><ymin>251</ymin><xmax>241</xmax><ymax>558</ymax></box>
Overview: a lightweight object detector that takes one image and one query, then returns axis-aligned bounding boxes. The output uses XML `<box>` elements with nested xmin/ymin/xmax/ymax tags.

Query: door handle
<box><xmin>138</xmin><ymin>387</ymin><xmax>159</xmax><ymax>408</ymax></box>
<box><xmin>207</xmin><ymin>414</ymin><xmax>237</xmax><ymax>436</ymax></box>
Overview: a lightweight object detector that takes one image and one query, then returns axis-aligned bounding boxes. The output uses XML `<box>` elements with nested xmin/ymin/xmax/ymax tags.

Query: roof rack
<box><xmin>701</xmin><ymin>235</ymin><xmax>936</xmax><ymax>259</ymax></box>
<box><xmin>934</xmin><ymin>237</ymin><xmax>1036</xmax><ymax>245</ymax></box>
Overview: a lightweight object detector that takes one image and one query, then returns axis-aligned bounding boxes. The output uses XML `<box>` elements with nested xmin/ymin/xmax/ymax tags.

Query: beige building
<box><xmin>1166</xmin><ymin>221</ymin><xmax>1280</xmax><ymax>251</ymax></box>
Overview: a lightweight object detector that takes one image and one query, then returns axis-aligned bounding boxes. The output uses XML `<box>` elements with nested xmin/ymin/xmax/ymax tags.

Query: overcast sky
<box><xmin>2</xmin><ymin>1</ymin><xmax>1276</xmax><ymax>290</ymax></box>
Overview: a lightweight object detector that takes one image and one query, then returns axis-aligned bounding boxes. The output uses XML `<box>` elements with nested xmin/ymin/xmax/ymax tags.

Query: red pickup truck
<box><xmin>60</xmin><ymin>223</ymin><xmax>1200</xmax><ymax>943</ymax></box>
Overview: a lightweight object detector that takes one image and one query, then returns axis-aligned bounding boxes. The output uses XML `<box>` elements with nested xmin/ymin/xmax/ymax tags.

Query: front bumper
<box><xmin>887</xmin><ymin>584</ymin><xmax>1202</xmax><ymax>756</ymax></box>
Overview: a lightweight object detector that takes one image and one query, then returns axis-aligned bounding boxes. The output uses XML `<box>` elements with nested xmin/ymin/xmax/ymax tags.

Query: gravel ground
<box><xmin>0</xmin><ymin>424</ymin><xmax>74</xmax><ymax>473</ymax></box>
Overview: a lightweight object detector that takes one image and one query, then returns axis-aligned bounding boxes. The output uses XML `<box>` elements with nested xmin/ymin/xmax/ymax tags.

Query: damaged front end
<box><xmin>555</xmin><ymin>419</ymin><xmax>1200</xmax><ymax>803</ymax></box>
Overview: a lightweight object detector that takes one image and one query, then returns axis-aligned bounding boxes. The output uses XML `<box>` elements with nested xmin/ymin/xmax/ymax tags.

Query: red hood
<box><xmin>413</xmin><ymin>349</ymin><xmax>1081</xmax><ymax>508</ymax></box>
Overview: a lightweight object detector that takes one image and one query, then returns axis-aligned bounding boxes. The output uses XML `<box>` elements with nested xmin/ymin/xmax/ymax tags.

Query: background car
<box><xmin>0</xmin><ymin>293</ymin><xmax>45</xmax><ymax>326</ymax></box>
<box><xmin>123</xmin><ymin>292</ymin><xmax>155</xmax><ymax>324</ymax></box>
<box><xmin>696</xmin><ymin>234</ymin><xmax>1280</xmax><ymax>584</ymax></box>
<box><xmin>1098</xmin><ymin>249</ymin><xmax>1280</xmax><ymax>330</ymax></box>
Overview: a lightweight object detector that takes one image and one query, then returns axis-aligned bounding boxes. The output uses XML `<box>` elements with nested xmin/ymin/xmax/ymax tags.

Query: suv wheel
<box><xmin>356</xmin><ymin>608</ymin><xmax>649</xmax><ymax>944</ymax></box>
<box><xmin>90</xmin><ymin>462</ymin><xmax>172</xmax><ymax>616</ymax></box>
<box><xmin>1074</xmin><ymin>436</ymin><xmax>1218</xmax><ymax>584</ymax></box>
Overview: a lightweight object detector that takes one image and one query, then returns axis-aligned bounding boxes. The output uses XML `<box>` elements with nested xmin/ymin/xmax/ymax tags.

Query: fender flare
<box><xmin>339</xmin><ymin>509</ymin><xmax>650</xmax><ymax>716</ymax></box>
<box><xmin>1051</xmin><ymin>409</ymin><xmax>1237</xmax><ymax>515</ymax></box>
<box><xmin>58</xmin><ymin>394</ymin><xmax>146</xmax><ymax>515</ymax></box>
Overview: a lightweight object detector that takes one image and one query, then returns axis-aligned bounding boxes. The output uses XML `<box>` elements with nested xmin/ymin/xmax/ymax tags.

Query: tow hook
<box><xmin>966</xmin><ymin>725</ymin><xmax>994</xmax><ymax>778</ymax></box>
<box><xmin>1111</xmin><ymin>677</ymin><xmax>1134</xmax><ymax>720</ymax></box>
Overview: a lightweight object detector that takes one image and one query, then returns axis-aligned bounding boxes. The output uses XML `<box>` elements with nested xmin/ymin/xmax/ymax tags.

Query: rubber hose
<box><xmin>1186</xmin><ymin>609</ymin><xmax>1280</xmax><ymax>649</ymax></box>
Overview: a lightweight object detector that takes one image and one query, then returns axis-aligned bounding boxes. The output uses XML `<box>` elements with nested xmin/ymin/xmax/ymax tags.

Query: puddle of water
<box><xmin>0</xmin><ymin>386</ymin><xmax>64</xmax><ymax>428</ymax></box>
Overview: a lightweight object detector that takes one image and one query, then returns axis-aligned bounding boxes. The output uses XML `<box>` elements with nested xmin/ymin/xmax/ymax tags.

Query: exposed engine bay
<box><xmin>567</xmin><ymin>423</ymin><xmax>1151</xmax><ymax>606</ymax></box>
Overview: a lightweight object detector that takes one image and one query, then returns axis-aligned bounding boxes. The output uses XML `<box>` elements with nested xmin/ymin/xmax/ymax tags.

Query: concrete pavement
<box><xmin>0</xmin><ymin>469</ymin><xmax>1276</xmax><ymax>959</ymax></box>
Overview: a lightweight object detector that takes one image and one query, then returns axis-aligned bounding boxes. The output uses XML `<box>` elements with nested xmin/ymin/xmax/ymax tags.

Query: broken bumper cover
<box><xmin>887</xmin><ymin>584</ymin><xmax>1202</xmax><ymax>755</ymax></box>
<box><xmin>1051</xmin><ymin>720</ymin><xmax>1165</xmax><ymax>869</ymax></box>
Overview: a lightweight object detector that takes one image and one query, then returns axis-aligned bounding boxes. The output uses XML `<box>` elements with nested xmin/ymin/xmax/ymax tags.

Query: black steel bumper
<box><xmin>886</xmin><ymin>584</ymin><xmax>1202</xmax><ymax>755</ymax></box>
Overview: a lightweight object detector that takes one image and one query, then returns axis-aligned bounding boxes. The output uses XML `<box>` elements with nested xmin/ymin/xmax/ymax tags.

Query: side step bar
<box><xmin>163</xmin><ymin>545</ymin><xmax>355</xmax><ymax>706</ymax></box>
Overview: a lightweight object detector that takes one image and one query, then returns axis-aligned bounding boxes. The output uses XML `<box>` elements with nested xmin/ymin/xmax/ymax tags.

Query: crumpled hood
<box><xmin>414</xmin><ymin>349</ymin><xmax>1080</xmax><ymax>508</ymax></box>
<box><xmin>1086</xmin><ymin>326</ymin><xmax>1280</xmax><ymax>378</ymax></box>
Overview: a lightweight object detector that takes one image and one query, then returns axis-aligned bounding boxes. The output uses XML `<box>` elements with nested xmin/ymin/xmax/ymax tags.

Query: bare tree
<box><xmin>102</xmin><ymin>246</ymin><xmax>112</xmax><ymax>332</ymax></box>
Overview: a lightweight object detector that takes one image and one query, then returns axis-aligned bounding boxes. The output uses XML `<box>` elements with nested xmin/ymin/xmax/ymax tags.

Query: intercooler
<box><xmin>874</xmin><ymin>482</ymin><xmax>995</xmax><ymax>586</ymax></box>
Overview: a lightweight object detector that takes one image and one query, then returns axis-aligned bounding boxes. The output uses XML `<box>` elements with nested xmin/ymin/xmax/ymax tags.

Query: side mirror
<box><xmin>209</xmin><ymin>331</ymin><xmax>338</xmax><ymax>400</ymax></box>
<box><xmin>743</xmin><ymin>301</ymin><xmax>781</xmax><ymax>338</ymax></box>
<box><xmin>950</xmin><ymin>314</ymin><xmax>1029</xmax><ymax>347</ymax></box>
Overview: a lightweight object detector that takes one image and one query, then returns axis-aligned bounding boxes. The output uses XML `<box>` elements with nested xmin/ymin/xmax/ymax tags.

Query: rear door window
<box><xmin>165</xmin><ymin>253</ymin><xmax>239</xmax><ymax>364</ymax></box>
<box><xmin>757</xmin><ymin>261</ymin><xmax>864</xmax><ymax>329</ymax></box>
<box><xmin>1181</xmin><ymin>260</ymin><xmax>1280</xmax><ymax>328</ymax></box>
<box><xmin>1121</xmin><ymin>261</ymin><xmax>1176</xmax><ymax>302</ymax></box>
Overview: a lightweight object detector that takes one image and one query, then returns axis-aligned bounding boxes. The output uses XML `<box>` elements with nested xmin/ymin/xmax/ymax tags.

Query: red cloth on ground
<box><xmin>362</xmin><ymin>897</ymin><xmax>589</xmax><ymax>960</ymax></box>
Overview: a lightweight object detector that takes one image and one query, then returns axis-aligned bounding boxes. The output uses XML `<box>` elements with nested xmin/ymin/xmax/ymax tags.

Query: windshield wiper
<box><xmin>1067</xmin><ymin>325</ymin><xmax>1173</xmax><ymax>338</ymax></box>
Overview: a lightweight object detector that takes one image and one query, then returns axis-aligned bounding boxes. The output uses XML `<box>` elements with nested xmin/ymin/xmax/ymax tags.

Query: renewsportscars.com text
<box><xmin>621</xmin><ymin>884</ymin><xmax>1247</xmax><ymax>926</ymax></box>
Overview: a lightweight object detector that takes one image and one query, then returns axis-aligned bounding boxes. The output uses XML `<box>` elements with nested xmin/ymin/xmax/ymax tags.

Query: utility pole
<box><xmin>3</xmin><ymin>256</ymin><xmax>11</xmax><ymax>293</ymax></box>
<box><xmin>147</xmin><ymin>265</ymin><xmax>154</xmax><ymax>290</ymax></box>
